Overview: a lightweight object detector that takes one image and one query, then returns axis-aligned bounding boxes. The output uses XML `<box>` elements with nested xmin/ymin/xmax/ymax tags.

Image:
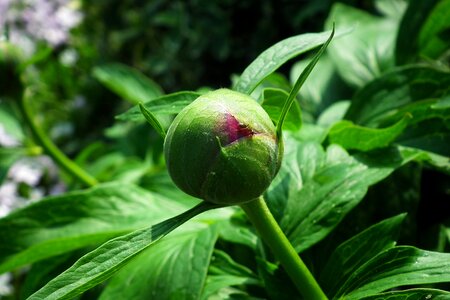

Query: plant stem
<box><xmin>17</xmin><ymin>94</ymin><xmax>98</xmax><ymax>187</ymax></box>
<box><xmin>240</xmin><ymin>196</ymin><xmax>328</xmax><ymax>300</ymax></box>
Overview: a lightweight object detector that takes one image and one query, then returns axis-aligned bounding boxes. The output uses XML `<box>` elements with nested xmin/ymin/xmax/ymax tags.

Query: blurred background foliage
<box><xmin>14</xmin><ymin>0</ymin><xmax>388</xmax><ymax>153</ymax></box>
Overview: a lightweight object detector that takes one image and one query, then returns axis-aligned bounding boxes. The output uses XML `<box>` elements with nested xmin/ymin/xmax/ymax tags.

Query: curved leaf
<box><xmin>320</xmin><ymin>214</ymin><xmax>406</xmax><ymax>297</ymax></box>
<box><xmin>93</xmin><ymin>63</ymin><xmax>163</xmax><ymax>104</ymax></box>
<box><xmin>360</xmin><ymin>288</ymin><xmax>450</xmax><ymax>300</ymax></box>
<box><xmin>0</xmin><ymin>183</ymin><xmax>186</xmax><ymax>273</ymax></box>
<box><xmin>99</xmin><ymin>224</ymin><xmax>218</xmax><ymax>300</ymax></box>
<box><xmin>336</xmin><ymin>246</ymin><xmax>450</xmax><ymax>300</ymax></box>
<box><xmin>28</xmin><ymin>202</ymin><xmax>219</xmax><ymax>300</ymax></box>
<box><xmin>233</xmin><ymin>27</ymin><xmax>347</xmax><ymax>94</ymax></box>
<box><xmin>328</xmin><ymin>115</ymin><xmax>411</xmax><ymax>151</ymax></box>
<box><xmin>117</xmin><ymin>91</ymin><xmax>201</xmax><ymax>122</ymax></box>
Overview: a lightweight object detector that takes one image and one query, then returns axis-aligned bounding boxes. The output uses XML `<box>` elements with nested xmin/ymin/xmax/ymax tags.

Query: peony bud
<box><xmin>164</xmin><ymin>89</ymin><xmax>282</xmax><ymax>205</ymax></box>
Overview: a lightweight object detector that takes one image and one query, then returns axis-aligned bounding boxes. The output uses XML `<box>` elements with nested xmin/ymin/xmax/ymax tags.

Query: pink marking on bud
<box><xmin>225</xmin><ymin>113</ymin><xmax>254</xmax><ymax>144</ymax></box>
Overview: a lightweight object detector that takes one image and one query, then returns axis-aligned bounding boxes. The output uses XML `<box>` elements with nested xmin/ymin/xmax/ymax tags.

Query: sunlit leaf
<box><xmin>325</xmin><ymin>3</ymin><xmax>401</xmax><ymax>87</ymax></box>
<box><xmin>0</xmin><ymin>183</ymin><xmax>187</xmax><ymax>273</ymax></box>
<box><xmin>117</xmin><ymin>91</ymin><xmax>201</xmax><ymax>122</ymax></box>
<box><xmin>139</xmin><ymin>103</ymin><xmax>166</xmax><ymax>138</ymax></box>
<box><xmin>28</xmin><ymin>202</ymin><xmax>220</xmax><ymax>300</ymax></box>
<box><xmin>233</xmin><ymin>27</ymin><xmax>347</xmax><ymax>94</ymax></box>
<box><xmin>328</xmin><ymin>115</ymin><xmax>411</xmax><ymax>151</ymax></box>
<box><xmin>93</xmin><ymin>63</ymin><xmax>163</xmax><ymax>104</ymax></box>
<box><xmin>261</xmin><ymin>88</ymin><xmax>301</xmax><ymax>131</ymax></box>
<box><xmin>99</xmin><ymin>224</ymin><xmax>218</xmax><ymax>300</ymax></box>
<box><xmin>276</xmin><ymin>26</ymin><xmax>334</xmax><ymax>139</ymax></box>
<box><xmin>274</xmin><ymin>141</ymin><xmax>419</xmax><ymax>253</ymax></box>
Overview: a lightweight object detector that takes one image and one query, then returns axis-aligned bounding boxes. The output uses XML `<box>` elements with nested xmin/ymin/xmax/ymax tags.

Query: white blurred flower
<box><xmin>59</xmin><ymin>47</ymin><xmax>78</xmax><ymax>66</ymax></box>
<box><xmin>0</xmin><ymin>181</ymin><xmax>19</xmax><ymax>217</ymax></box>
<box><xmin>0</xmin><ymin>155</ymin><xmax>64</xmax><ymax>217</ymax></box>
<box><xmin>0</xmin><ymin>273</ymin><xmax>12</xmax><ymax>297</ymax></box>
<box><xmin>0</xmin><ymin>124</ymin><xmax>20</xmax><ymax>147</ymax></box>
<box><xmin>8</xmin><ymin>159</ymin><xmax>43</xmax><ymax>186</ymax></box>
<box><xmin>1</xmin><ymin>0</ymin><xmax>83</xmax><ymax>50</ymax></box>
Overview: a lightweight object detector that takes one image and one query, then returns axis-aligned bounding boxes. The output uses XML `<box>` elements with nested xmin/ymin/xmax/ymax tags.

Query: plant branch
<box><xmin>17</xmin><ymin>94</ymin><xmax>98</xmax><ymax>187</ymax></box>
<box><xmin>241</xmin><ymin>196</ymin><xmax>328</xmax><ymax>300</ymax></box>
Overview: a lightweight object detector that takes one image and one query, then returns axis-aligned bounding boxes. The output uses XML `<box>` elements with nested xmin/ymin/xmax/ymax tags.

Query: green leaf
<box><xmin>317</xmin><ymin>101</ymin><xmax>350</xmax><ymax>127</ymax></box>
<box><xmin>28</xmin><ymin>202</ymin><xmax>220</xmax><ymax>300</ymax></box>
<box><xmin>201</xmin><ymin>275</ymin><xmax>260</xmax><ymax>300</ymax></box>
<box><xmin>396</xmin><ymin>0</ymin><xmax>444</xmax><ymax>64</ymax></box>
<box><xmin>360</xmin><ymin>288</ymin><xmax>450</xmax><ymax>300</ymax></box>
<box><xmin>360</xmin><ymin>289</ymin><xmax>450</xmax><ymax>300</ymax></box>
<box><xmin>217</xmin><ymin>215</ymin><xmax>258</xmax><ymax>250</ymax></box>
<box><xmin>0</xmin><ymin>183</ymin><xmax>187</xmax><ymax>273</ymax></box>
<box><xmin>320</xmin><ymin>214</ymin><xmax>407</xmax><ymax>297</ymax></box>
<box><xmin>93</xmin><ymin>63</ymin><xmax>163</xmax><ymax>105</ymax></box>
<box><xmin>261</xmin><ymin>88</ymin><xmax>301</xmax><ymax>131</ymax></box>
<box><xmin>139</xmin><ymin>103</ymin><xmax>166</xmax><ymax>138</ymax></box>
<box><xmin>276</xmin><ymin>142</ymin><xmax>420</xmax><ymax>253</ymax></box>
<box><xmin>99</xmin><ymin>223</ymin><xmax>218</xmax><ymax>300</ymax></box>
<box><xmin>345</xmin><ymin>66</ymin><xmax>450</xmax><ymax>126</ymax></box>
<box><xmin>202</xmin><ymin>250</ymin><xmax>260</xmax><ymax>300</ymax></box>
<box><xmin>418</xmin><ymin>0</ymin><xmax>450</xmax><ymax>59</ymax></box>
<box><xmin>336</xmin><ymin>246</ymin><xmax>450</xmax><ymax>300</ymax></box>
<box><xmin>209</xmin><ymin>250</ymin><xmax>257</xmax><ymax>279</ymax></box>
<box><xmin>328</xmin><ymin>115</ymin><xmax>411</xmax><ymax>151</ymax></box>
<box><xmin>276</xmin><ymin>25</ymin><xmax>335</xmax><ymax>139</ymax></box>
<box><xmin>290</xmin><ymin>54</ymin><xmax>346</xmax><ymax>118</ymax></box>
<box><xmin>396</xmin><ymin>118</ymin><xmax>450</xmax><ymax>157</ymax></box>
<box><xmin>374</xmin><ymin>0</ymin><xmax>407</xmax><ymax>20</ymax></box>
<box><xmin>233</xmin><ymin>27</ymin><xmax>344</xmax><ymax>94</ymax></box>
<box><xmin>325</xmin><ymin>3</ymin><xmax>401</xmax><ymax>87</ymax></box>
<box><xmin>117</xmin><ymin>91</ymin><xmax>201</xmax><ymax>122</ymax></box>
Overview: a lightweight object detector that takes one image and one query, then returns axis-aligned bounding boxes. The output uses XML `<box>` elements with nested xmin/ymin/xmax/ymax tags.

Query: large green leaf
<box><xmin>93</xmin><ymin>63</ymin><xmax>163</xmax><ymax>104</ymax></box>
<box><xmin>275</xmin><ymin>141</ymin><xmax>419</xmax><ymax>253</ymax></box>
<box><xmin>233</xmin><ymin>28</ymin><xmax>344</xmax><ymax>94</ymax></box>
<box><xmin>320</xmin><ymin>214</ymin><xmax>406</xmax><ymax>297</ymax></box>
<box><xmin>201</xmin><ymin>250</ymin><xmax>260</xmax><ymax>299</ymax></box>
<box><xmin>360</xmin><ymin>289</ymin><xmax>450</xmax><ymax>300</ymax></box>
<box><xmin>28</xmin><ymin>202</ymin><xmax>220</xmax><ymax>300</ymax></box>
<box><xmin>99</xmin><ymin>223</ymin><xmax>218</xmax><ymax>300</ymax></box>
<box><xmin>276</xmin><ymin>26</ymin><xmax>334</xmax><ymax>138</ymax></box>
<box><xmin>396</xmin><ymin>0</ymin><xmax>446</xmax><ymax>64</ymax></box>
<box><xmin>418</xmin><ymin>0</ymin><xmax>450</xmax><ymax>59</ymax></box>
<box><xmin>335</xmin><ymin>246</ymin><xmax>450</xmax><ymax>300</ymax></box>
<box><xmin>261</xmin><ymin>88</ymin><xmax>301</xmax><ymax>131</ymax></box>
<box><xmin>290</xmin><ymin>54</ymin><xmax>346</xmax><ymax>118</ymax></box>
<box><xmin>116</xmin><ymin>91</ymin><xmax>201</xmax><ymax>122</ymax></box>
<box><xmin>325</xmin><ymin>3</ymin><xmax>401</xmax><ymax>87</ymax></box>
<box><xmin>328</xmin><ymin>116</ymin><xmax>410</xmax><ymax>151</ymax></box>
<box><xmin>0</xmin><ymin>183</ymin><xmax>187</xmax><ymax>273</ymax></box>
<box><xmin>345</xmin><ymin>66</ymin><xmax>450</xmax><ymax>126</ymax></box>
<box><xmin>201</xmin><ymin>275</ymin><xmax>260</xmax><ymax>300</ymax></box>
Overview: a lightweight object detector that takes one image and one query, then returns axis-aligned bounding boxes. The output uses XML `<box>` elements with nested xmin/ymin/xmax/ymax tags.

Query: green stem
<box><xmin>17</xmin><ymin>95</ymin><xmax>98</xmax><ymax>187</ymax></box>
<box><xmin>241</xmin><ymin>196</ymin><xmax>328</xmax><ymax>300</ymax></box>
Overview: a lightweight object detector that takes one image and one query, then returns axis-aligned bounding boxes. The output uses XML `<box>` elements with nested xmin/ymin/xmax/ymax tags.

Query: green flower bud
<box><xmin>164</xmin><ymin>88</ymin><xmax>282</xmax><ymax>205</ymax></box>
<box><xmin>0</xmin><ymin>42</ymin><xmax>24</xmax><ymax>99</ymax></box>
